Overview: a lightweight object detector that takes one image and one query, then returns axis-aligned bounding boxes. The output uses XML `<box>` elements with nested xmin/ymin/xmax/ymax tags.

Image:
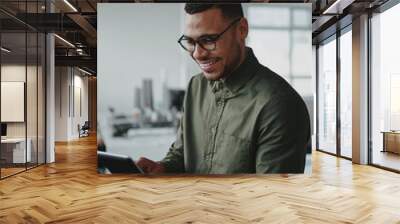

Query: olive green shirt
<box><xmin>161</xmin><ymin>48</ymin><xmax>310</xmax><ymax>174</ymax></box>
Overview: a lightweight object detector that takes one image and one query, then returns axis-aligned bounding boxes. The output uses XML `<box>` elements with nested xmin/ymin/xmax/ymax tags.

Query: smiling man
<box><xmin>136</xmin><ymin>3</ymin><xmax>311</xmax><ymax>174</ymax></box>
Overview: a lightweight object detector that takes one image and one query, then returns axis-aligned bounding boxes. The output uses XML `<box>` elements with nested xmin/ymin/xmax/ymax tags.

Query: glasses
<box><xmin>178</xmin><ymin>18</ymin><xmax>241</xmax><ymax>53</ymax></box>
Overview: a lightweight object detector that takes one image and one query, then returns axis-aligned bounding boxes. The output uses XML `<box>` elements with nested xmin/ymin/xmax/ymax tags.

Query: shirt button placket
<box><xmin>208</xmin><ymin>92</ymin><xmax>227</xmax><ymax>173</ymax></box>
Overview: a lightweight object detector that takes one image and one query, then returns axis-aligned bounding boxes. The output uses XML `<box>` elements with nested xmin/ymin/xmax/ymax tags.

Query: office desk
<box><xmin>1</xmin><ymin>138</ymin><xmax>31</xmax><ymax>163</ymax></box>
<box><xmin>381</xmin><ymin>131</ymin><xmax>400</xmax><ymax>154</ymax></box>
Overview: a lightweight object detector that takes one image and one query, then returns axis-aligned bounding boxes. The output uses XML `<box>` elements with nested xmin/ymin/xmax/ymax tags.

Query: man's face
<box><xmin>183</xmin><ymin>8</ymin><xmax>247</xmax><ymax>80</ymax></box>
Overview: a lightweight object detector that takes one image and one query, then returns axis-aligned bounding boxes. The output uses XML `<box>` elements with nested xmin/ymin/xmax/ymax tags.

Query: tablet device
<box><xmin>98</xmin><ymin>151</ymin><xmax>144</xmax><ymax>174</ymax></box>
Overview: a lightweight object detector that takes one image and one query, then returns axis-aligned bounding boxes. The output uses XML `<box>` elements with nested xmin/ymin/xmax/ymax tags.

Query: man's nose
<box><xmin>192</xmin><ymin>44</ymin><xmax>208</xmax><ymax>60</ymax></box>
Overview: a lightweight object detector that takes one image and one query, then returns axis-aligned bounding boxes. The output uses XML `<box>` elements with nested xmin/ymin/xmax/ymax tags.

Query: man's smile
<box><xmin>198</xmin><ymin>58</ymin><xmax>220</xmax><ymax>72</ymax></box>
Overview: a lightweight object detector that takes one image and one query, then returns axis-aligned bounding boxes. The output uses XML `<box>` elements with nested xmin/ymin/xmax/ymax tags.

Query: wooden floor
<box><xmin>372</xmin><ymin>150</ymin><xmax>400</xmax><ymax>171</ymax></box>
<box><xmin>1</xmin><ymin>135</ymin><xmax>400</xmax><ymax>223</ymax></box>
<box><xmin>1</xmin><ymin>167</ymin><xmax>26</xmax><ymax>178</ymax></box>
<box><xmin>1</xmin><ymin>164</ymin><xmax>44</xmax><ymax>178</ymax></box>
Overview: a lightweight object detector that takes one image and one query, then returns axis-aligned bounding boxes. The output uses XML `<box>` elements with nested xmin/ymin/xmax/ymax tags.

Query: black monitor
<box><xmin>1</xmin><ymin>123</ymin><xmax>6</xmax><ymax>137</ymax></box>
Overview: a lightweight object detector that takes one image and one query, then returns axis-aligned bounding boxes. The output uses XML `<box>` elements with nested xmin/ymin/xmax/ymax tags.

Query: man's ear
<box><xmin>238</xmin><ymin>18</ymin><xmax>248</xmax><ymax>41</ymax></box>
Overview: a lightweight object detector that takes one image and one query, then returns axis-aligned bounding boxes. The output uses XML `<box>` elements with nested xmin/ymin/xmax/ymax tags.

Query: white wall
<box><xmin>55</xmin><ymin>67</ymin><xmax>89</xmax><ymax>141</ymax></box>
<box><xmin>1</xmin><ymin>65</ymin><xmax>38</xmax><ymax>137</ymax></box>
<box><xmin>1</xmin><ymin>63</ymin><xmax>46</xmax><ymax>164</ymax></box>
<box><xmin>1</xmin><ymin>65</ymin><xmax>26</xmax><ymax>144</ymax></box>
<box><xmin>72</xmin><ymin>73</ymin><xmax>89</xmax><ymax>137</ymax></box>
<box><xmin>55</xmin><ymin>66</ymin><xmax>68</xmax><ymax>141</ymax></box>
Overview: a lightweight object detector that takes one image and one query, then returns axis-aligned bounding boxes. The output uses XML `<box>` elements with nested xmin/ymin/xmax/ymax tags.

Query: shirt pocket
<box><xmin>216</xmin><ymin>131</ymin><xmax>253</xmax><ymax>173</ymax></box>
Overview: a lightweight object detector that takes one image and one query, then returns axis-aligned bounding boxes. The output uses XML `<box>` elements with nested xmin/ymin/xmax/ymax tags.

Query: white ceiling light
<box><xmin>54</xmin><ymin>34</ymin><xmax>75</xmax><ymax>48</ymax></box>
<box><xmin>63</xmin><ymin>0</ymin><xmax>78</xmax><ymax>12</ymax></box>
<box><xmin>76</xmin><ymin>48</ymin><xmax>85</xmax><ymax>55</ymax></box>
<box><xmin>323</xmin><ymin>0</ymin><xmax>355</xmax><ymax>15</ymax></box>
<box><xmin>1</xmin><ymin>47</ymin><xmax>11</xmax><ymax>53</ymax></box>
<box><xmin>78</xmin><ymin>67</ymin><xmax>93</xmax><ymax>76</ymax></box>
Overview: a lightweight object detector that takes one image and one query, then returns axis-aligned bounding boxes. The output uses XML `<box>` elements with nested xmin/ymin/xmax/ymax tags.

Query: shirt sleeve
<box><xmin>160</xmin><ymin>116</ymin><xmax>185</xmax><ymax>173</ymax></box>
<box><xmin>159</xmin><ymin>75</ymin><xmax>196</xmax><ymax>173</ymax></box>
<box><xmin>255</xmin><ymin>93</ymin><xmax>311</xmax><ymax>174</ymax></box>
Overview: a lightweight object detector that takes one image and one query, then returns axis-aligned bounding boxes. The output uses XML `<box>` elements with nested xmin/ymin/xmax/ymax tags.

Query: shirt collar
<box><xmin>209</xmin><ymin>47</ymin><xmax>259</xmax><ymax>96</ymax></box>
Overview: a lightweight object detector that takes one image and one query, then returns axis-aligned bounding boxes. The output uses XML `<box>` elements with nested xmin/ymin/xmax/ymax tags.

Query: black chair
<box><xmin>79</xmin><ymin>121</ymin><xmax>90</xmax><ymax>138</ymax></box>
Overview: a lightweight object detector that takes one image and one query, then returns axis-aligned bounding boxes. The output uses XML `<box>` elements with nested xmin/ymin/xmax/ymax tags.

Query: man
<box><xmin>136</xmin><ymin>3</ymin><xmax>310</xmax><ymax>174</ymax></box>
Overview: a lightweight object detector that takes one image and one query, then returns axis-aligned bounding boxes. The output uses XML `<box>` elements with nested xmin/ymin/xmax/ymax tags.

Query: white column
<box><xmin>45</xmin><ymin>0</ymin><xmax>56</xmax><ymax>163</ymax></box>
<box><xmin>46</xmin><ymin>32</ymin><xmax>55</xmax><ymax>163</ymax></box>
<box><xmin>352</xmin><ymin>14</ymin><xmax>369</xmax><ymax>164</ymax></box>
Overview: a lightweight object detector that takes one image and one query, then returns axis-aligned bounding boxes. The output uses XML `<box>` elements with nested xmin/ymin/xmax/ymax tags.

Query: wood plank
<box><xmin>0</xmin><ymin>135</ymin><xmax>399</xmax><ymax>223</ymax></box>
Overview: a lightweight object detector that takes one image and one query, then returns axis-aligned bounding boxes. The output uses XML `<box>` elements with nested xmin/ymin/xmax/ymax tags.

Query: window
<box><xmin>370</xmin><ymin>3</ymin><xmax>400</xmax><ymax>171</ymax></box>
<box><xmin>317</xmin><ymin>36</ymin><xmax>337</xmax><ymax>154</ymax></box>
<box><xmin>0</xmin><ymin>1</ymin><xmax>47</xmax><ymax>179</ymax></box>
<box><xmin>339</xmin><ymin>29</ymin><xmax>352</xmax><ymax>158</ymax></box>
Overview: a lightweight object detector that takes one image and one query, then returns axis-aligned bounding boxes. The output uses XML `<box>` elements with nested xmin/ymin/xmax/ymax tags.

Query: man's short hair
<box><xmin>184</xmin><ymin>3</ymin><xmax>244</xmax><ymax>20</ymax></box>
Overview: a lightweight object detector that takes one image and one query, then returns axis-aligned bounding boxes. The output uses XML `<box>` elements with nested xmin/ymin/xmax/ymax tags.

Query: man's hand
<box><xmin>136</xmin><ymin>157</ymin><xmax>166</xmax><ymax>174</ymax></box>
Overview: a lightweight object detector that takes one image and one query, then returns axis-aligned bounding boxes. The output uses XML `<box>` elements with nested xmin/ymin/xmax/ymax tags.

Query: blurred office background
<box><xmin>97</xmin><ymin>3</ymin><xmax>312</xmax><ymax>173</ymax></box>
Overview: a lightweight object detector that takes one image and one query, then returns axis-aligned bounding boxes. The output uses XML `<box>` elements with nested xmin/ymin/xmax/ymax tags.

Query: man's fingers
<box><xmin>136</xmin><ymin>157</ymin><xmax>166</xmax><ymax>174</ymax></box>
<box><xmin>136</xmin><ymin>157</ymin><xmax>155</xmax><ymax>173</ymax></box>
<box><xmin>151</xmin><ymin>162</ymin><xmax>166</xmax><ymax>174</ymax></box>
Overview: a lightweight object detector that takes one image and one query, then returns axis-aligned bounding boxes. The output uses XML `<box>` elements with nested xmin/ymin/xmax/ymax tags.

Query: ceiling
<box><xmin>0</xmin><ymin>0</ymin><xmax>393</xmax><ymax>75</ymax></box>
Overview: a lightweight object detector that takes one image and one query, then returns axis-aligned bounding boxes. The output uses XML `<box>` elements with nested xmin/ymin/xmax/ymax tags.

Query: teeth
<box><xmin>199</xmin><ymin>59</ymin><xmax>217</xmax><ymax>68</ymax></box>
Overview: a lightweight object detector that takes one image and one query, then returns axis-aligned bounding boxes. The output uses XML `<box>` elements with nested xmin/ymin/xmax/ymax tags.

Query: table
<box><xmin>1</xmin><ymin>138</ymin><xmax>32</xmax><ymax>163</ymax></box>
<box><xmin>381</xmin><ymin>131</ymin><xmax>400</xmax><ymax>154</ymax></box>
